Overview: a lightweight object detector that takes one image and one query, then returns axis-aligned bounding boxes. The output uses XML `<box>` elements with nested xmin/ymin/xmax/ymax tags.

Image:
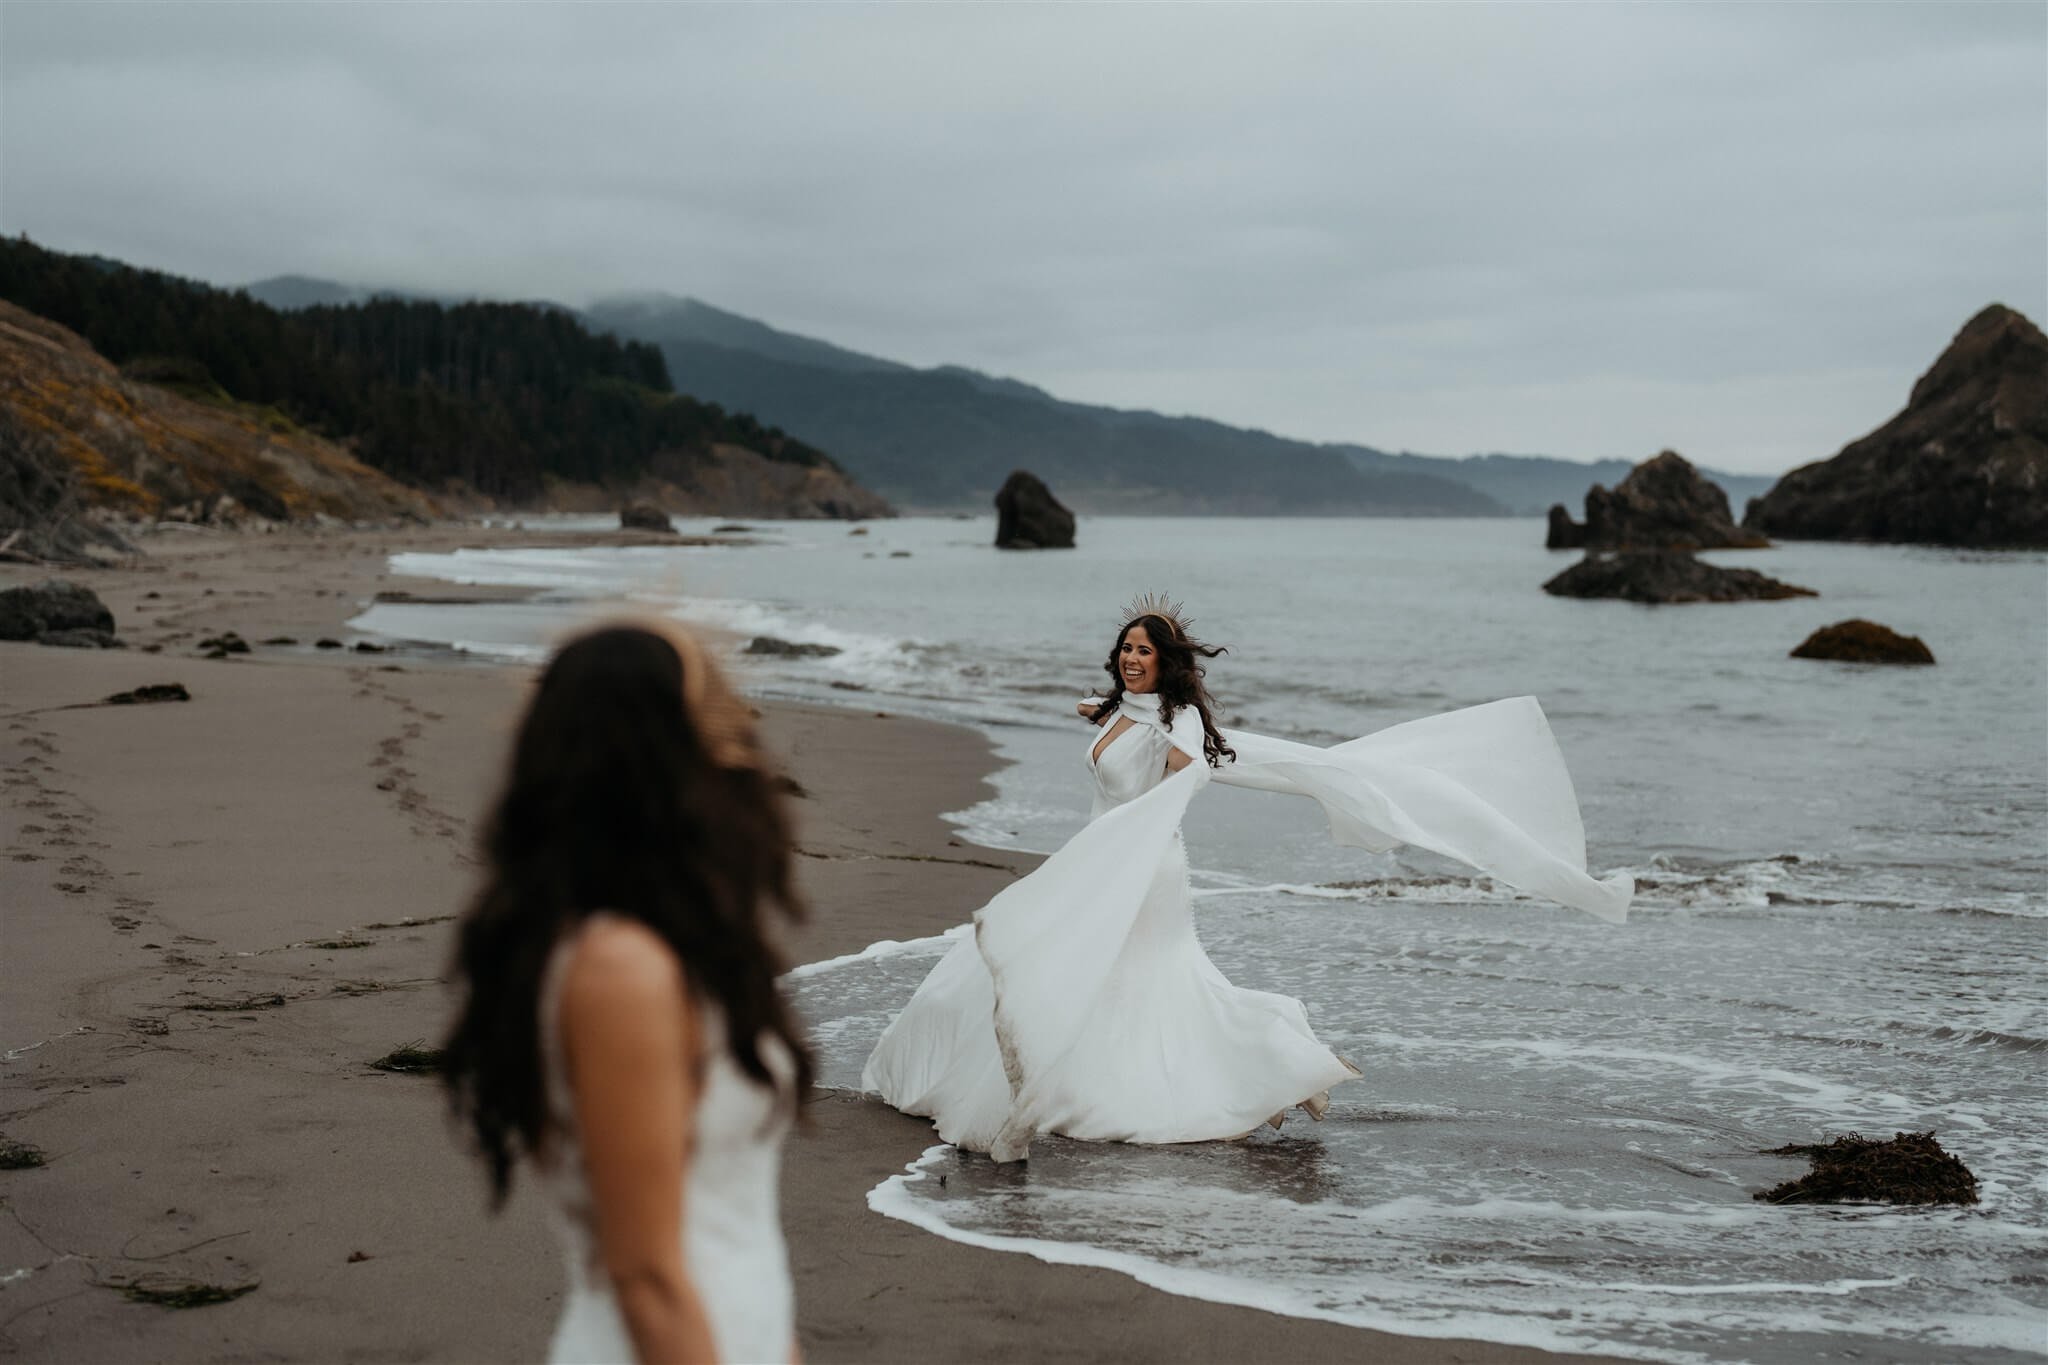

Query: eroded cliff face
<box><xmin>1743</xmin><ymin>305</ymin><xmax>2048</xmax><ymax>548</ymax></box>
<box><xmin>0</xmin><ymin>300</ymin><xmax>436</xmax><ymax>560</ymax></box>
<box><xmin>515</xmin><ymin>443</ymin><xmax>894</xmax><ymax>521</ymax></box>
<box><xmin>652</xmin><ymin>442</ymin><xmax>894</xmax><ymax>520</ymax></box>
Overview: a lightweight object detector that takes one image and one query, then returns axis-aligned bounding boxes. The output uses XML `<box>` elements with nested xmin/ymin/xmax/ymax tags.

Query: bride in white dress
<box><xmin>864</xmin><ymin>596</ymin><xmax>1634</xmax><ymax>1163</ymax></box>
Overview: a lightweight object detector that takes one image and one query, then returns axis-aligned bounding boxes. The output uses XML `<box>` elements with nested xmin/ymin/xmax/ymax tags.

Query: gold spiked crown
<box><xmin>1120</xmin><ymin>592</ymin><xmax>1193</xmax><ymax>640</ymax></box>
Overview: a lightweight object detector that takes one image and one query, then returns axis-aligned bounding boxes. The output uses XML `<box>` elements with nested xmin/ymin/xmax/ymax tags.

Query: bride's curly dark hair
<box><xmin>442</xmin><ymin>622</ymin><xmax>814</xmax><ymax>1204</ymax></box>
<box><xmin>1085</xmin><ymin>612</ymin><xmax>1236</xmax><ymax>767</ymax></box>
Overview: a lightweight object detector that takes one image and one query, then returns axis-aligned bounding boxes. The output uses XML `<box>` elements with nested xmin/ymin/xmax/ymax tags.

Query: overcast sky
<box><xmin>2</xmin><ymin>3</ymin><xmax>2041</xmax><ymax>475</ymax></box>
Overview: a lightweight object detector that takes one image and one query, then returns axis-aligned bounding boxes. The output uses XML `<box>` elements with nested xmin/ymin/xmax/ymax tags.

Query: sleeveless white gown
<box><xmin>863</xmin><ymin>692</ymin><xmax>1633</xmax><ymax>1163</ymax></box>
<box><xmin>538</xmin><ymin>920</ymin><xmax>794</xmax><ymax>1365</ymax></box>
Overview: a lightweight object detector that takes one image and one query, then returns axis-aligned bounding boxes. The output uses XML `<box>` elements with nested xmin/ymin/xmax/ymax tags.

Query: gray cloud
<box><xmin>2</xmin><ymin>2</ymin><xmax>2040</xmax><ymax>474</ymax></box>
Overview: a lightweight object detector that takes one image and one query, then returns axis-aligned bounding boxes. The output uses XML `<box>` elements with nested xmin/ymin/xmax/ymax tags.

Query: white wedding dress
<box><xmin>537</xmin><ymin>919</ymin><xmax>795</xmax><ymax>1365</ymax></box>
<box><xmin>863</xmin><ymin>692</ymin><xmax>1632</xmax><ymax>1163</ymax></box>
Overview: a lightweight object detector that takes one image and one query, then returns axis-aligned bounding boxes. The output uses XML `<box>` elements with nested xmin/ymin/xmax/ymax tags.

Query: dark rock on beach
<box><xmin>1543</xmin><ymin>551</ymin><xmax>1817</xmax><ymax>604</ymax></box>
<box><xmin>1757</xmin><ymin>1131</ymin><xmax>1978</xmax><ymax>1205</ymax></box>
<box><xmin>1791</xmin><ymin>619</ymin><xmax>1935</xmax><ymax>665</ymax></box>
<box><xmin>1550</xmin><ymin>450</ymin><xmax>1767</xmax><ymax>551</ymax></box>
<box><xmin>1745</xmin><ymin>304</ymin><xmax>2048</xmax><ymax>547</ymax></box>
<box><xmin>106</xmin><ymin>683</ymin><xmax>192</xmax><ymax>705</ymax></box>
<box><xmin>744</xmin><ymin>635</ymin><xmax>841</xmax><ymax>659</ymax></box>
<box><xmin>618</xmin><ymin>500</ymin><xmax>675</xmax><ymax>534</ymax></box>
<box><xmin>994</xmin><ymin>470</ymin><xmax>1076</xmax><ymax>549</ymax></box>
<box><xmin>0</xmin><ymin>578</ymin><xmax>117</xmax><ymax>643</ymax></box>
<box><xmin>197</xmin><ymin>632</ymin><xmax>251</xmax><ymax>654</ymax></box>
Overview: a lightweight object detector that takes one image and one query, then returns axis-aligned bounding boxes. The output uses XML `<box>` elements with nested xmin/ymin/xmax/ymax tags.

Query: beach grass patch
<box><xmin>1757</xmin><ymin>1130</ymin><xmax>1978</xmax><ymax>1205</ymax></box>
<box><xmin>0</xmin><ymin>1135</ymin><xmax>48</xmax><ymax>1169</ymax></box>
<box><xmin>370</xmin><ymin>1041</ymin><xmax>445</xmax><ymax>1074</ymax></box>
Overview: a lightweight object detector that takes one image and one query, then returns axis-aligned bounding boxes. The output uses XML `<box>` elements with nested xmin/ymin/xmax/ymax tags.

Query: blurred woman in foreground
<box><xmin>443</xmin><ymin>622</ymin><xmax>811</xmax><ymax>1364</ymax></box>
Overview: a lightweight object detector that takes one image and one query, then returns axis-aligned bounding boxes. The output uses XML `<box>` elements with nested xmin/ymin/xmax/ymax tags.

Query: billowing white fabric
<box><xmin>863</xmin><ymin>693</ymin><xmax>1632</xmax><ymax>1163</ymax></box>
<box><xmin>537</xmin><ymin>919</ymin><xmax>795</xmax><ymax>1365</ymax></box>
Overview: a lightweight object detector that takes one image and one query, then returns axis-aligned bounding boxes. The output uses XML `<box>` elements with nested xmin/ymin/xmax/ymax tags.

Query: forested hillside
<box><xmin>0</xmin><ymin>238</ymin><xmax>845</xmax><ymax>503</ymax></box>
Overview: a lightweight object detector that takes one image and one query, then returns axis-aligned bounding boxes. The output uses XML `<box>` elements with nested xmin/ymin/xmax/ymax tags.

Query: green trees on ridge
<box><xmin>0</xmin><ymin>236</ymin><xmax>831</xmax><ymax>501</ymax></box>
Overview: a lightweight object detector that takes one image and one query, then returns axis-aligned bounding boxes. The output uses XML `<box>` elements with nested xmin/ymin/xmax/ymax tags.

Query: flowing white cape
<box><xmin>867</xmin><ymin>695</ymin><xmax>1633</xmax><ymax>1161</ymax></box>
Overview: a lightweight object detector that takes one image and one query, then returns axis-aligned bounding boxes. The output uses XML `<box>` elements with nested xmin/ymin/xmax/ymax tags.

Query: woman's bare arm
<box><xmin>1164</xmin><ymin>747</ymin><xmax>1193</xmax><ymax>773</ymax></box>
<box><xmin>560</xmin><ymin>917</ymin><xmax>720</xmax><ymax>1365</ymax></box>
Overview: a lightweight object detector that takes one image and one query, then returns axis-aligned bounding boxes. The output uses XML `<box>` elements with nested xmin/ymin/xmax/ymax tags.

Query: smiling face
<box><xmin>1117</xmin><ymin>623</ymin><xmax>1161</xmax><ymax>694</ymax></box>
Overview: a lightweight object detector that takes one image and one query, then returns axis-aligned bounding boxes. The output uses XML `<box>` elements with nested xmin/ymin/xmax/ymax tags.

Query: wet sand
<box><xmin>0</xmin><ymin>525</ymin><xmax>1600</xmax><ymax>1362</ymax></box>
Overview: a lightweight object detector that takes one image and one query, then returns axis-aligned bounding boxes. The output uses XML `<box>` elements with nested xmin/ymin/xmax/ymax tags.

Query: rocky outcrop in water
<box><xmin>1545</xmin><ymin>504</ymin><xmax>1587</xmax><ymax>549</ymax></box>
<box><xmin>618</xmin><ymin>500</ymin><xmax>675</xmax><ymax>533</ymax></box>
<box><xmin>1549</xmin><ymin>451</ymin><xmax>1767</xmax><ymax>551</ymax></box>
<box><xmin>994</xmin><ymin>470</ymin><xmax>1075</xmax><ymax>549</ymax></box>
<box><xmin>0</xmin><ymin>578</ymin><xmax>119</xmax><ymax>646</ymax></box>
<box><xmin>1790</xmin><ymin>620</ymin><xmax>1935</xmax><ymax>665</ymax></box>
<box><xmin>1744</xmin><ymin>305</ymin><xmax>2048</xmax><ymax>547</ymax></box>
<box><xmin>744</xmin><ymin>635</ymin><xmax>841</xmax><ymax>659</ymax></box>
<box><xmin>1543</xmin><ymin>551</ymin><xmax>1816</xmax><ymax>604</ymax></box>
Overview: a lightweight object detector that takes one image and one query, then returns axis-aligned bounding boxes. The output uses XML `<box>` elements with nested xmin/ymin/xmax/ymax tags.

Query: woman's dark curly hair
<box><xmin>442</xmin><ymin>622</ymin><xmax>814</xmax><ymax>1204</ymax></box>
<box><xmin>1085</xmin><ymin>612</ymin><xmax>1236</xmax><ymax>767</ymax></box>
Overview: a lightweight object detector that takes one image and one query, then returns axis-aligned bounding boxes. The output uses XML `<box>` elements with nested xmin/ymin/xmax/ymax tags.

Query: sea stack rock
<box><xmin>1545</xmin><ymin>504</ymin><xmax>1588</xmax><ymax>549</ymax></box>
<box><xmin>1744</xmin><ymin>305</ymin><xmax>2048</xmax><ymax>547</ymax></box>
<box><xmin>1554</xmin><ymin>451</ymin><xmax>1767</xmax><ymax>551</ymax></box>
<box><xmin>618</xmin><ymin>500</ymin><xmax>675</xmax><ymax>533</ymax></box>
<box><xmin>994</xmin><ymin>470</ymin><xmax>1076</xmax><ymax>549</ymax></box>
<box><xmin>0</xmin><ymin>578</ymin><xmax>119</xmax><ymax>646</ymax></box>
<box><xmin>1790</xmin><ymin>620</ymin><xmax>1935</xmax><ymax>665</ymax></box>
<box><xmin>1542</xmin><ymin>551</ymin><xmax>1815</xmax><ymax>604</ymax></box>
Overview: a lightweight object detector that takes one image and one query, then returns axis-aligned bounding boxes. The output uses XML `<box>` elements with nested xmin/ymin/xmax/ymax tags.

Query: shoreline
<box><xmin>1</xmin><ymin>522</ymin><xmax>1607</xmax><ymax>1363</ymax></box>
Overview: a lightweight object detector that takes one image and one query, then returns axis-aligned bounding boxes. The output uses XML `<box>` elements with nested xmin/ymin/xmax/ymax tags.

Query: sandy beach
<box><xmin>1</xmin><ymin>525</ymin><xmax>1600</xmax><ymax>1363</ymax></box>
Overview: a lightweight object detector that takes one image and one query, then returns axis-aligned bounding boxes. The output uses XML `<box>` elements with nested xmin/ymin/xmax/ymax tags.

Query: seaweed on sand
<box><xmin>0</xmin><ymin>1135</ymin><xmax>48</xmax><ymax>1169</ymax></box>
<box><xmin>108</xmin><ymin>1275</ymin><xmax>258</xmax><ymax>1308</ymax></box>
<box><xmin>369</xmin><ymin>1041</ymin><xmax>445</xmax><ymax>1074</ymax></box>
<box><xmin>183</xmin><ymin>993</ymin><xmax>287</xmax><ymax>1012</ymax></box>
<box><xmin>1756</xmin><ymin>1130</ymin><xmax>1979</xmax><ymax>1205</ymax></box>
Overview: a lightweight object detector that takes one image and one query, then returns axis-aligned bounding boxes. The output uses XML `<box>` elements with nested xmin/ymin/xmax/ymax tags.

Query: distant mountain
<box><xmin>257</xmin><ymin>280</ymin><xmax>1778</xmax><ymax>518</ymax></box>
<box><xmin>585</xmin><ymin>297</ymin><xmax>1498</xmax><ymax>516</ymax></box>
<box><xmin>1338</xmin><ymin>448</ymin><xmax>1778</xmax><ymax>518</ymax></box>
<box><xmin>243</xmin><ymin>274</ymin><xmax>377</xmax><ymax>310</ymax></box>
<box><xmin>588</xmin><ymin>294</ymin><xmax>908</xmax><ymax>375</ymax></box>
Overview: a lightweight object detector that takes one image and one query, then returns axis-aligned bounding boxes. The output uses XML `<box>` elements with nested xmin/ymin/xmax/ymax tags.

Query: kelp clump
<box><xmin>1757</xmin><ymin>1130</ymin><xmax>1979</xmax><ymax>1205</ymax></box>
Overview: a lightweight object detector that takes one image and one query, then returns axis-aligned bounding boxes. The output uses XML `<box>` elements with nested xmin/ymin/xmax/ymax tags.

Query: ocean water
<box><xmin>363</xmin><ymin>516</ymin><xmax>2048</xmax><ymax>1363</ymax></box>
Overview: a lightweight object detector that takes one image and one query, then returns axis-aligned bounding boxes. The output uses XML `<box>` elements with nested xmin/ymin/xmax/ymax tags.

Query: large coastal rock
<box><xmin>1790</xmin><ymin>620</ymin><xmax>1935</xmax><ymax>665</ymax></box>
<box><xmin>1543</xmin><ymin>551</ymin><xmax>1816</xmax><ymax>604</ymax></box>
<box><xmin>994</xmin><ymin>470</ymin><xmax>1075</xmax><ymax>549</ymax></box>
<box><xmin>1549</xmin><ymin>451</ymin><xmax>1767</xmax><ymax>551</ymax></box>
<box><xmin>1744</xmin><ymin>305</ymin><xmax>2048</xmax><ymax>547</ymax></box>
<box><xmin>0</xmin><ymin>578</ymin><xmax>118</xmax><ymax>646</ymax></box>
